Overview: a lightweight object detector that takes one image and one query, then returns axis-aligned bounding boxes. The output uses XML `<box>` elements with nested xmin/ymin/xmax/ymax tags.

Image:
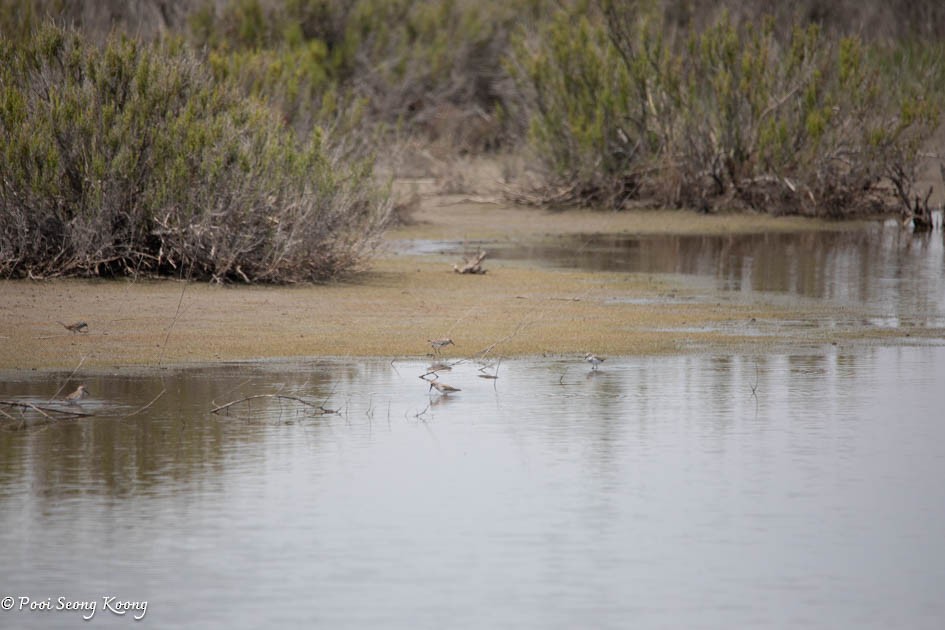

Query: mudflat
<box><xmin>0</xmin><ymin>198</ymin><xmax>932</xmax><ymax>369</ymax></box>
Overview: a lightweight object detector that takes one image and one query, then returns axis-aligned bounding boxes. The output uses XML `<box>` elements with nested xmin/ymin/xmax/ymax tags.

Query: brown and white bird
<box><xmin>428</xmin><ymin>338</ymin><xmax>455</xmax><ymax>355</ymax></box>
<box><xmin>429</xmin><ymin>380</ymin><xmax>461</xmax><ymax>395</ymax></box>
<box><xmin>58</xmin><ymin>321</ymin><xmax>89</xmax><ymax>334</ymax></box>
<box><xmin>584</xmin><ymin>353</ymin><xmax>605</xmax><ymax>370</ymax></box>
<box><xmin>64</xmin><ymin>384</ymin><xmax>90</xmax><ymax>404</ymax></box>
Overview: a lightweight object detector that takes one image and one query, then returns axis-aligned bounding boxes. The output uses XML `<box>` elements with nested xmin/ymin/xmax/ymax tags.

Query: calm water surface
<box><xmin>2</xmin><ymin>347</ymin><xmax>944</xmax><ymax>629</ymax></box>
<box><xmin>416</xmin><ymin>219</ymin><xmax>945</xmax><ymax>327</ymax></box>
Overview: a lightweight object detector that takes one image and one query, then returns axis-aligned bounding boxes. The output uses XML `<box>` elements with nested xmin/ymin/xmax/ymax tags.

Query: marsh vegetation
<box><xmin>1</xmin><ymin>0</ymin><xmax>942</xmax><ymax>282</ymax></box>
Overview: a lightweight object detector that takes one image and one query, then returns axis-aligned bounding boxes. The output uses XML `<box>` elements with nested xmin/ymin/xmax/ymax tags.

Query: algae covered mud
<box><xmin>0</xmin><ymin>202</ymin><xmax>943</xmax><ymax>370</ymax></box>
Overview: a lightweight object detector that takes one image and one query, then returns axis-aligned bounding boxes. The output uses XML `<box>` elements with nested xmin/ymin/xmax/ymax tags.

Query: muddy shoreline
<box><xmin>0</xmin><ymin>199</ymin><xmax>939</xmax><ymax>370</ymax></box>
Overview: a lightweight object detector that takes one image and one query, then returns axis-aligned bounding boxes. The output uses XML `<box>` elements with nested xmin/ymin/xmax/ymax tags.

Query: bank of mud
<box><xmin>0</xmin><ymin>201</ymin><xmax>938</xmax><ymax>370</ymax></box>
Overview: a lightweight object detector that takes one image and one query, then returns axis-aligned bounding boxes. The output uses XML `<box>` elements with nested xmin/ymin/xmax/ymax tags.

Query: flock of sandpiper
<box><xmin>52</xmin><ymin>325</ymin><xmax>606</xmax><ymax>406</ymax></box>
<box><xmin>422</xmin><ymin>337</ymin><xmax>605</xmax><ymax>397</ymax></box>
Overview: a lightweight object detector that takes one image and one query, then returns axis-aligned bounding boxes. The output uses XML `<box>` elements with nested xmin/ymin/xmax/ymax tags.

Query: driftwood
<box><xmin>453</xmin><ymin>250</ymin><xmax>487</xmax><ymax>274</ymax></box>
<box><xmin>0</xmin><ymin>400</ymin><xmax>94</xmax><ymax>430</ymax></box>
<box><xmin>0</xmin><ymin>400</ymin><xmax>94</xmax><ymax>418</ymax></box>
<box><xmin>903</xmin><ymin>184</ymin><xmax>935</xmax><ymax>232</ymax></box>
<box><xmin>503</xmin><ymin>183</ymin><xmax>578</xmax><ymax>207</ymax></box>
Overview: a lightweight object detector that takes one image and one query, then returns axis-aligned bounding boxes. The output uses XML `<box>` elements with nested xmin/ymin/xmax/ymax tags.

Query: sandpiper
<box><xmin>429</xmin><ymin>380</ymin><xmax>461</xmax><ymax>395</ymax></box>
<box><xmin>58</xmin><ymin>321</ymin><xmax>89</xmax><ymax>334</ymax></box>
<box><xmin>584</xmin><ymin>353</ymin><xmax>605</xmax><ymax>370</ymax></box>
<box><xmin>64</xmin><ymin>384</ymin><xmax>90</xmax><ymax>403</ymax></box>
<box><xmin>428</xmin><ymin>338</ymin><xmax>455</xmax><ymax>355</ymax></box>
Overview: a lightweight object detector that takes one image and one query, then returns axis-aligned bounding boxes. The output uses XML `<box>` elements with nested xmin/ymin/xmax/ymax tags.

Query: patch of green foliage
<box><xmin>187</xmin><ymin>0</ymin><xmax>535</xmax><ymax>149</ymax></box>
<box><xmin>0</xmin><ymin>24</ymin><xmax>390</xmax><ymax>282</ymax></box>
<box><xmin>510</xmin><ymin>5</ymin><xmax>636</xmax><ymax>203</ymax></box>
<box><xmin>1</xmin><ymin>0</ymin><xmax>942</xmax><ymax>224</ymax></box>
<box><xmin>511</xmin><ymin>2</ymin><xmax>943</xmax><ymax>216</ymax></box>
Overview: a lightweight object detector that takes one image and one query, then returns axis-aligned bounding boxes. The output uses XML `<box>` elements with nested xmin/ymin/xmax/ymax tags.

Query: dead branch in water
<box><xmin>0</xmin><ymin>400</ymin><xmax>94</xmax><ymax>417</ymax></box>
<box><xmin>0</xmin><ymin>400</ymin><xmax>94</xmax><ymax>430</ymax></box>
<box><xmin>120</xmin><ymin>389</ymin><xmax>167</xmax><ymax>420</ymax></box>
<box><xmin>210</xmin><ymin>394</ymin><xmax>338</xmax><ymax>416</ymax></box>
<box><xmin>51</xmin><ymin>356</ymin><xmax>88</xmax><ymax>402</ymax></box>
<box><xmin>419</xmin><ymin>362</ymin><xmax>459</xmax><ymax>381</ymax></box>
<box><xmin>908</xmin><ymin>185</ymin><xmax>935</xmax><ymax>231</ymax></box>
<box><xmin>478</xmin><ymin>358</ymin><xmax>502</xmax><ymax>391</ymax></box>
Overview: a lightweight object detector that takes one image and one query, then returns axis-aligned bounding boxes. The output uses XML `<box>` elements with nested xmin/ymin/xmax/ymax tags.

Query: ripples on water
<box><xmin>1</xmin><ymin>347</ymin><xmax>944</xmax><ymax>629</ymax></box>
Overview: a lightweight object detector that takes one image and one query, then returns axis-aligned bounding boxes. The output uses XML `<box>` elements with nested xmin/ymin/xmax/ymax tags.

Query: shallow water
<box><xmin>2</xmin><ymin>347</ymin><xmax>944</xmax><ymax>629</ymax></box>
<box><xmin>421</xmin><ymin>220</ymin><xmax>945</xmax><ymax>327</ymax></box>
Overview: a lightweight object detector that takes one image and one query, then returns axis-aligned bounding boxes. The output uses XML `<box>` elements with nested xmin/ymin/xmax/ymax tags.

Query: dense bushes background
<box><xmin>0</xmin><ymin>0</ymin><xmax>942</xmax><ymax>282</ymax></box>
<box><xmin>510</xmin><ymin>2</ymin><xmax>942</xmax><ymax>216</ymax></box>
<box><xmin>0</xmin><ymin>24</ymin><xmax>390</xmax><ymax>281</ymax></box>
<box><xmin>185</xmin><ymin>0</ymin><xmax>533</xmax><ymax>156</ymax></box>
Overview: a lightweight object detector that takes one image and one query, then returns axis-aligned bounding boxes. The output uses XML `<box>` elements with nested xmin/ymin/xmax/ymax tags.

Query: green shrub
<box><xmin>511</xmin><ymin>2</ymin><xmax>943</xmax><ymax>216</ymax></box>
<box><xmin>0</xmin><ymin>24</ymin><xmax>391</xmax><ymax>282</ymax></box>
<box><xmin>509</xmin><ymin>5</ymin><xmax>638</xmax><ymax>205</ymax></box>
<box><xmin>188</xmin><ymin>0</ymin><xmax>528</xmax><ymax>149</ymax></box>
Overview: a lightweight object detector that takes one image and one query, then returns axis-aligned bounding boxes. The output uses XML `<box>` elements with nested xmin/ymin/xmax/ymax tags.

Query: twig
<box><xmin>209</xmin><ymin>378</ymin><xmax>254</xmax><ymax>410</ymax></box>
<box><xmin>0</xmin><ymin>400</ymin><xmax>94</xmax><ymax>419</ymax></box>
<box><xmin>558</xmin><ymin>367</ymin><xmax>568</xmax><ymax>386</ymax></box>
<box><xmin>477</xmin><ymin>358</ymin><xmax>502</xmax><ymax>387</ymax></box>
<box><xmin>51</xmin><ymin>356</ymin><xmax>87</xmax><ymax>402</ymax></box>
<box><xmin>474</xmin><ymin>317</ymin><xmax>532</xmax><ymax>360</ymax></box>
<box><xmin>120</xmin><ymin>388</ymin><xmax>166</xmax><ymax>420</ymax></box>
<box><xmin>419</xmin><ymin>361</ymin><xmax>461</xmax><ymax>381</ymax></box>
<box><xmin>442</xmin><ymin>305</ymin><xmax>479</xmax><ymax>339</ymax></box>
<box><xmin>210</xmin><ymin>394</ymin><xmax>336</xmax><ymax>415</ymax></box>
<box><xmin>158</xmin><ymin>279</ymin><xmax>188</xmax><ymax>366</ymax></box>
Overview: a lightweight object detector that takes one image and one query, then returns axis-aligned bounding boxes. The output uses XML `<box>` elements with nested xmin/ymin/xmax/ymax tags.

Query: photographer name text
<box><xmin>1</xmin><ymin>595</ymin><xmax>148</xmax><ymax>621</ymax></box>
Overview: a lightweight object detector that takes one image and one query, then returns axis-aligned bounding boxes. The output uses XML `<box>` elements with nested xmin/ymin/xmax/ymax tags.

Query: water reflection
<box><xmin>1</xmin><ymin>349</ymin><xmax>944</xmax><ymax>629</ymax></box>
<box><xmin>440</xmin><ymin>222</ymin><xmax>945</xmax><ymax>326</ymax></box>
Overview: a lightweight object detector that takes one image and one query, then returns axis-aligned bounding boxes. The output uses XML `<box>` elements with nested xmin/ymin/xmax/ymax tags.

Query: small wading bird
<box><xmin>58</xmin><ymin>321</ymin><xmax>89</xmax><ymax>334</ymax></box>
<box><xmin>429</xmin><ymin>380</ymin><xmax>461</xmax><ymax>395</ymax></box>
<box><xmin>64</xmin><ymin>384</ymin><xmax>90</xmax><ymax>404</ymax></box>
<box><xmin>584</xmin><ymin>353</ymin><xmax>605</xmax><ymax>370</ymax></box>
<box><xmin>428</xmin><ymin>338</ymin><xmax>455</xmax><ymax>355</ymax></box>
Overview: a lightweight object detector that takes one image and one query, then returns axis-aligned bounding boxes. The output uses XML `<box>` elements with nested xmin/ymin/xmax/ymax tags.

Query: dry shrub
<box><xmin>0</xmin><ymin>24</ymin><xmax>390</xmax><ymax>282</ymax></box>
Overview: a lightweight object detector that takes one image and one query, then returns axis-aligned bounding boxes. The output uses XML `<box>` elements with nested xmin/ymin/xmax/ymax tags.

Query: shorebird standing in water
<box><xmin>584</xmin><ymin>353</ymin><xmax>605</xmax><ymax>370</ymax></box>
<box><xmin>64</xmin><ymin>384</ymin><xmax>90</xmax><ymax>404</ymax></box>
<box><xmin>428</xmin><ymin>338</ymin><xmax>455</xmax><ymax>355</ymax></box>
<box><xmin>429</xmin><ymin>380</ymin><xmax>461</xmax><ymax>395</ymax></box>
<box><xmin>58</xmin><ymin>321</ymin><xmax>89</xmax><ymax>334</ymax></box>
